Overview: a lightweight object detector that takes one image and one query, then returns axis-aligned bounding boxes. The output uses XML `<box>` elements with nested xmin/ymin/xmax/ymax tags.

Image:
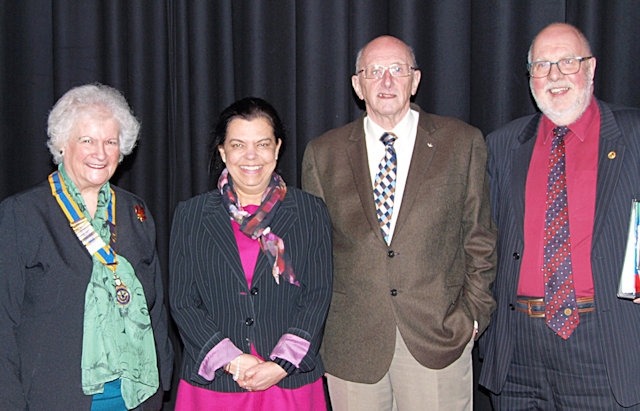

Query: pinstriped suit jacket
<box><xmin>169</xmin><ymin>186</ymin><xmax>332</xmax><ymax>392</ymax></box>
<box><xmin>479</xmin><ymin>100</ymin><xmax>640</xmax><ymax>407</ymax></box>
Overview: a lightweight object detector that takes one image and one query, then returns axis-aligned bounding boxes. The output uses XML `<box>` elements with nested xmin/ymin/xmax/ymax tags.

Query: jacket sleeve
<box><xmin>270</xmin><ymin>194</ymin><xmax>333</xmax><ymax>372</ymax></box>
<box><xmin>140</xmin><ymin>202</ymin><xmax>174</xmax><ymax>391</ymax></box>
<box><xmin>169</xmin><ymin>200</ymin><xmax>234</xmax><ymax>384</ymax></box>
<box><xmin>0</xmin><ymin>197</ymin><xmax>28</xmax><ymax>410</ymax></box>
<box><xmin>301</xmin><ymin>140</ymin><xmax>325</xmax><ymax>201</ymax></box>
<box><xmin>460</xmin><ymin>131</ymin><xmax>498</xmax><ymax>336</ymax></box>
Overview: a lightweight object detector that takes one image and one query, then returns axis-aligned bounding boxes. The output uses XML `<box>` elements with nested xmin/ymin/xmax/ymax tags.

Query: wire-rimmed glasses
<box><xmin>356</xmin><ymin>63</ymin><xmax>418</xmax><ymax>79</ymax></box>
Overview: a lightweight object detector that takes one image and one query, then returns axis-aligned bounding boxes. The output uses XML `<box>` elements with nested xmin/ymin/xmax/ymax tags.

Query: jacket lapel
<box><xmin>347</xmin><ymin>119</ymin><xmax>385</xmax><ymax>242</ymax></box>
<box><xmin>393</xmin><ymin>111</ymin><xmax>437</xmax><ymax>239</ymax></box>
<box><xmin>251</xmin><ymin>193</ymin><xmax>298</xmax><ymax>286</ymax></box>
<box><xmin>592</xmin><ymin>101</ymin><xmax>625</xmax><ymax>244</ymax></box>
<box><xmin>509</xmin><ymin>101</ymin><xmax>624</xmax><ymax>246</ymax></box>
<box><xmin>201</xmin><ymin>194</ymin><xmax>248</xmax><ymax>288</ymax></box>
<box><xmin>512</xmin><ymin>115</ymin><xmax>541</xmax><ymax>240</ymax></box>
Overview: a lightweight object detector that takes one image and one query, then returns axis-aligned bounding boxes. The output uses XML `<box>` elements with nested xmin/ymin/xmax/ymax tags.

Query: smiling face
<box><xmin>529</xmin><ymin>24</ymin><xmax>596</xmax><ymax>126</ymax></box>
<box><xmin>62</xmin><ymin>107</ymin><xmax>121</xmax><ymax>197</ymax></box>
<box><xmin>352</xmin><ymin>36</ymin><xmax>421</xmax><ymax>130</ymax></box>
<box><xmin>218</xmin><ymin>117</ymin><xmax>282</xmax><ymax>205</ymax></box>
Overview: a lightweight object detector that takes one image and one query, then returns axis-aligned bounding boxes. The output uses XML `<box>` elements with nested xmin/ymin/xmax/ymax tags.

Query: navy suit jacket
<box><xmin>0</xmin><ymin>181</ymin><xmax>173</xmax><ymax>411</ymax></box>
<box><xmin>169</xmin><ymin>186</ymin><xmax>332</xmax><ymax>392</ymax></box>
<box><xmin>479</xmin><ymin>100</ymin><xmax>640</xmax><ymax>407</ymax></box>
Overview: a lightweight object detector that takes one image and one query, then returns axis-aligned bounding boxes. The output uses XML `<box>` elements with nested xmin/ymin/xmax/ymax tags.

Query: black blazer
<box><xmin>0</xmin><ymin>181</ymin><xmax>173</xmax><ymax>411</ymax></box>
<box><xmin>479</xmin><ymin>100</ymin><xmax>640</xmax><ymax>407</ymax></box>
<box><xmin>169</xmin><ymin>186</ymin><xmax>332</xmax><ymax>391</ymax></box>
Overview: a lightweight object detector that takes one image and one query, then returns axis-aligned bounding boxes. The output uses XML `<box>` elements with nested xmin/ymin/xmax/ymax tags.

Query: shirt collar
<box><xmin>541</xmin><ymin>97</ymin><xmax>599</xmax><ymax>144</ymax></box>
<box><xmin>365</xmin><ymin>109</ymin><xmax>416</xmax><ymax>141</ymax></box>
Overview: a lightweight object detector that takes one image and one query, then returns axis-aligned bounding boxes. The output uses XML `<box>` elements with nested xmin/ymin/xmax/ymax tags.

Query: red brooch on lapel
<box><xmin>134</xmin><ymin>205</ymin><xmax>147</xmax><ymax>222</ymax></box>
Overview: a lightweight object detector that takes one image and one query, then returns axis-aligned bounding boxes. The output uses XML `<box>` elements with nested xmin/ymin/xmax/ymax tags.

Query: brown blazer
<box><xmin>301</xmin><ymin>104</ymin><xmax>497</xmax><ymax>383</ymax></box>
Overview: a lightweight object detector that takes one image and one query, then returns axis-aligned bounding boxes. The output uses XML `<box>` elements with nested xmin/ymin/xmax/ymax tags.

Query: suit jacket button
<box><xmin>387</xmin><ymin>250</ymin><xmax>395</xmax><ymax>258</ymax></box>
<box><xmin>245</xmin><ymin>318</ymin><xmax>254</xmax><ymax>326</ymax></box>
<box><xmin>250</xmin><ymin>287</ymin><xmax>259</xmax><ymax>295</ymax></box>
<box><xmin>512</xmin><ymin>252</ymin><xmax>520</xmax><ymax>260</ymax></box>
<box><xmin>390</xmin><ymin>289</ymin><xmax>398</xmax><ymax>296</ymax></box>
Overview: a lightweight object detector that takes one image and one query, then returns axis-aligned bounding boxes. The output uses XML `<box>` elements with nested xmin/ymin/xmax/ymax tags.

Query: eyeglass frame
<box><xmin>355</xmin><ymin>63</ymin><xmax>419</xmax><ymax>79</ymax></box>
<box><xmin>527</xmin><ymin>56</ymin><xmax>594</xmax><ymax>78</ymax></box>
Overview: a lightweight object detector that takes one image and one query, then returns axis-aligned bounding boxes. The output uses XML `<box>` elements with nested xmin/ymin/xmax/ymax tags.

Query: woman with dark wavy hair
<box><xmin>170</xmin><ymin>97</ymin><xmax>332</xmax><ymax>410</ymax></box>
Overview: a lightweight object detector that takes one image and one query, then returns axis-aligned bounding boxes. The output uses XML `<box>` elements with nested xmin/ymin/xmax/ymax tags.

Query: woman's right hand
<box><xmin>224</xmin><ymin>354</ymin><xmax>263</xmax><ymax>385</ymax></box>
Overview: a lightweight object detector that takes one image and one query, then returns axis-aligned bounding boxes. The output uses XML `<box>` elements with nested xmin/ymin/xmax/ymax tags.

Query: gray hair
<box><xmin>47</xmin><ymin>83</ymin><xmax>140</xmax><ymax>164</ymax></box>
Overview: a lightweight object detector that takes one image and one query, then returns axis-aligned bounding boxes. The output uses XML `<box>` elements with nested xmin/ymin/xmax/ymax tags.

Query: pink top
<box><xmin>232</xmin><ymin>205</ymin><xmax>261</xmax><ymax>289</ymax></box>
<box><xmin>175</xmin><ymin>205</ymin><xmax>326</xmax><ymax>410</ymax></box>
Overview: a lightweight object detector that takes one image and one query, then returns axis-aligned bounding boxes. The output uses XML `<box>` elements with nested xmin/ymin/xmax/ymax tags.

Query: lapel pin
<box><xmin>608</xmin><ymin>151</ymin><xmax>616</xmax><ymax>160</ymax></box>
<box><xmin>134</xmin><ymin>204</ymin><xmax>147</xmax><ymax>222</ymax></box>
<box><xmin>427</xmin><ymin>142</ymin><xmax>433</xmax><ymax>148</ymax></box>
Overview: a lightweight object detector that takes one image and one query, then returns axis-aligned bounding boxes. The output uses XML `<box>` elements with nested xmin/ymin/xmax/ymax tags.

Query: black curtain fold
<box><xmin>3</xmin><ymin>1</ymin><xmax>640</xmax><ymax>409</ymax></box>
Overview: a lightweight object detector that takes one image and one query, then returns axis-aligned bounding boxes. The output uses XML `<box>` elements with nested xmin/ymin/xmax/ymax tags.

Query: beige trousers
<box><xmin>326</xmin><ymin>328</ymin><xmax>474</xmax><ymax>411</ymax></box>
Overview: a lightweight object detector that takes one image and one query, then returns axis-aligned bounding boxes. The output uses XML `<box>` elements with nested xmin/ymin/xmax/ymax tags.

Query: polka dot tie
<box><xmin>544</xmin><ymin>126</ymin><xmax>579</xmax><ymax>339</ymax></box>
<box><xmin>373</xmin><ymin>132</ymin><xmax>397</xmax><ymax>245</ymax></box>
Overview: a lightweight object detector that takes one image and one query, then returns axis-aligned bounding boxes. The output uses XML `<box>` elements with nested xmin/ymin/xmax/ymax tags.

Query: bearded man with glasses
<box><xmin>302</xmin><ymin>35</ymin><xmax>497</xmax><ymax>411</ymax></box>
<box><xmin>480</xmin><ymin>22</ymin><xmax>640</xmax><ymax>410</ymax></box>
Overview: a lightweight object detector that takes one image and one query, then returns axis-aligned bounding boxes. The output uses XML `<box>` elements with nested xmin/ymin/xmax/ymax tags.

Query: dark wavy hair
<box><xmin>208</xmin><ymin>97</ymin><xmax>285</xmax><ymax>185</ymax></box>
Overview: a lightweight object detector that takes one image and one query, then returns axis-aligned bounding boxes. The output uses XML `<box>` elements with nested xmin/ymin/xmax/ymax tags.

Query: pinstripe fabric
<box><xmin>493</xmin><ymin>311</ymin><xmax>621</xmax><ymax>410</ymax></box>
<box><xmin>169</xmin><ymin>186</ymin><xmax>333</xmax><ymax>392</ymax></box>
<box><xmin>479</xmin><ymin>100</ymin><xmax>640</xmax><ymax>408</ymax></box>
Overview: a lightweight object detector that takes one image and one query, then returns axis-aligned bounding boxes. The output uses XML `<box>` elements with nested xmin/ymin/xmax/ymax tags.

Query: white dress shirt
<box><xmin>364</xmin><ymin>109</ymin><xmax>419</xmax><ymax>242</ymax></box>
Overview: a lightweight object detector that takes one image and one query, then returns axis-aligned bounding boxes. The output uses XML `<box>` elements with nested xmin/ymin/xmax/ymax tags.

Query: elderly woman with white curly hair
<box><xmin>0</xmin><ymin>83</ymin><xmax>173</xmax><ymax>411</ymax></box>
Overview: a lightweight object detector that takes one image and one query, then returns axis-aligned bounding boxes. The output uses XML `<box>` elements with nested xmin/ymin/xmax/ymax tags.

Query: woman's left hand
<box><xmin>241</xmin><ymin>361</ymin><xmax>287</xmax><ymax>391</ymax></box>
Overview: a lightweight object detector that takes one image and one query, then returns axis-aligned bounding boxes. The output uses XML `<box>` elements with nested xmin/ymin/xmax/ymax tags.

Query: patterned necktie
<box><xmin>544</xmin><ymin>125</ymin><xmax>579</xmax><ymax>339</ymax></box>
<box><xmin>373</xmin><ymin>132</ymin><xmax>397</xmax><ymax>245</ymax></box>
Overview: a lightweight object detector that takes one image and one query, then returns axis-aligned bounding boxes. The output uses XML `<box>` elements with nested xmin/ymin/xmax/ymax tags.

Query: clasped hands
<box><xmin>223</xmin><ymin>353</ymin><xmax>287</xmax><ymax>392</ymax></box>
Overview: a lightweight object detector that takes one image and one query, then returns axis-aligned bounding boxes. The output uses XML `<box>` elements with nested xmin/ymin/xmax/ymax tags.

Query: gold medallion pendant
<box><xmin>114</xmin><ymin>275</ymin><xmax>131</xmax><ymax>306</ymax></box>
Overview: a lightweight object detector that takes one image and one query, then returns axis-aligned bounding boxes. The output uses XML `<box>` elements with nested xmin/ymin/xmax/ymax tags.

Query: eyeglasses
<box><xmin>356</xmin><ymin>64</ymin><xmax>417</xmax><ymax>79</ymax></box>
<box><xmin>527</xmin><ymin>56</ymin><xmax>593</xmax><ymax>78</ymax></box>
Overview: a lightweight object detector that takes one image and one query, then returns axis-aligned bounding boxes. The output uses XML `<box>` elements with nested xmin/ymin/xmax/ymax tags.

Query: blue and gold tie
<box><xmin>544</xmin><ymin>126</ymin><xmax>579</xmax><ymax>339</ymax></box>
<box><xmin>373</xmin><ymin>132</ymin><xmax>397</xmax><ymax>245</ymax></box>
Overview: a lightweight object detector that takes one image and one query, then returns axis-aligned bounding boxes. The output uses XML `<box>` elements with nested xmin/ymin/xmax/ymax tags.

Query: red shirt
<box><xmin>518</xmin><ymin>98</ymin><xmax>600</xmax><ymax>297</ymax></box>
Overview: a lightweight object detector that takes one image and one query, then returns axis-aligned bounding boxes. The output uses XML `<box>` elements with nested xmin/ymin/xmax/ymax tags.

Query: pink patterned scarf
<box><xmin>218</xmin><ymin>169</ymin><xmax>299</xmax><ymax>286</ymax></box>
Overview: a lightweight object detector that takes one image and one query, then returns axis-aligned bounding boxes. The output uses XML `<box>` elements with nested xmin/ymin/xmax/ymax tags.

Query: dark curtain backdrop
<box><xmin>3</xmin><ymin>1</ymin><xmax>640</xmax><ymax>409</ymax></box>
